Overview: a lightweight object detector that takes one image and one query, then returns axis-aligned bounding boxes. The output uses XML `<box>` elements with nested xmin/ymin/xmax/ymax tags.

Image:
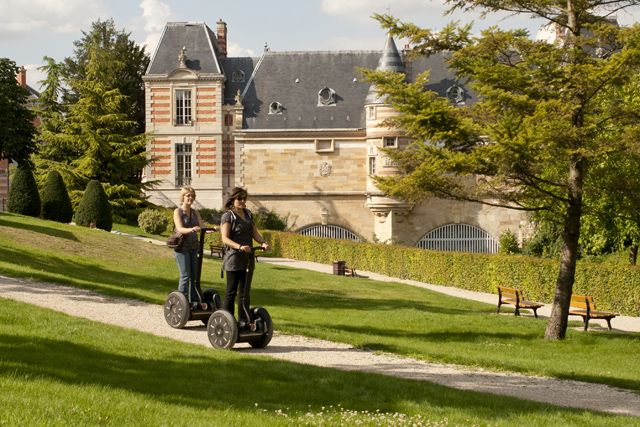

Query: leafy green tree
<box><xmin>7</xmin><ymin>165</ymin><xmax>41</xmax><ymax>217</ymax></box>
<box><xmin>40</xmin><ymin>169</ymin><xmax>73</xmax><ymax>223</ymax></box>
<box><xmin>62</xmin><ymin>18</ymin><xmax>149</xmax><ymax>134</ymax></box>
<box><xmin>75</xmin><ymin>179</ymin><xmax>112</xmax><ymax>231</ymax></box>
<box><xmin>363</xmin><ymin>5</ymin><xmax>640</xmax><ymax>339</ymax></box>
<box><xmin>0</xmin><ymin>58</ymin><xmax>37</xmax><ymax>165</ymax></box>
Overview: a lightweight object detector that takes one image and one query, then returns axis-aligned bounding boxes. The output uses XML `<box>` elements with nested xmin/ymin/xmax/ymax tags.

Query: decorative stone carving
<box><xmin>178</xmin><ymin>46</ymin><xmax>187</xmax><ymax>68</ymax></box>
<box><xmin>234</xmin><ymin>89</ymin><xmax>243</xmax><ymax>106</ymax></box>
<box><xmin>318</xmin><ymin>162</ymin><xmax>332</xmax><ymax>177</ymax></box>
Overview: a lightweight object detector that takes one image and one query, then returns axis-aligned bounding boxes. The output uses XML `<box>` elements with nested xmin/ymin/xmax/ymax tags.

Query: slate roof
<box><xmin>147</xmin><ymin>22</ymin><xmax>222</xmax><ymax>75</ymax></box>
<box><xmin>146</xmin><ymin>22</ymin><xmax>476</xmax><ymax>131</ymax></box>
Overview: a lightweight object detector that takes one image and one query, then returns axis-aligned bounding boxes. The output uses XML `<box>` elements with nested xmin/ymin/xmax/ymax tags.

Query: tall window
<box><xmin>369</xmin><ymin>157</ymin><xmax>376</xmax><ymax>175</ymax></box>
<box><xmin>176</xmin><ymin>144</ymin><xmax>192</xmax><ymax>186</ymax></box>
<box><xmin>175</xmin><ymin>90</ymin><xmax>192</xmax><ymax>125</ymax></box>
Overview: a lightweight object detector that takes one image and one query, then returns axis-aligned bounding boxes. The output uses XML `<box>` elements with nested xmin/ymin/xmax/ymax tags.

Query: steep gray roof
<box><xmin>221</xmin><ymin>49</ymin><xmax>473</xmax><ymax>130</ymax></box>
<box><xmin>222</xmin><ymin>51</ymin><xmax>379</xmax><ymax>130</ymax></box>
<box><xmin>147</xmin><ymin>22</ymin><xmax>222</xmax><ymax>75</ymax></box>
<box><xmin>365</xmin><ymin>36</ymin><xmax>407</xmax><ymax>104</ymax></box>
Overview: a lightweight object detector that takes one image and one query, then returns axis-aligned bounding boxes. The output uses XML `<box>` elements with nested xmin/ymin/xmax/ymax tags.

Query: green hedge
<box><xmin>261</xmin><ymin>231</ymin><xmax>640</xmax><ymax>317</ymax></box>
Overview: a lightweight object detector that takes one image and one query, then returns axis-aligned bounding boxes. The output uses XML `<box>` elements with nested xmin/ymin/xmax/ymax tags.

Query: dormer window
<box><xmin>318</xmin><ymin>87</ymin><xmax>336</xmax><ymax>106</ymax></box>
<box><xmin>269</xmin><ymin>101</ymin><xmax>283</xmax><ymax>114</ymax></box>
<box><xmin>446</xmin><ymin>85</ymin><xmax>465</xmax><ymax>106</ymax></box>
<box><xmin>232</xmin><ymin>69</ymin><xmax>245</xmax><ymax>82</ymax></box>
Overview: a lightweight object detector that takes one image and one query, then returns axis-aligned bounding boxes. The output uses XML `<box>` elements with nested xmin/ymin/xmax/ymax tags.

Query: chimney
<box><xmin>216</xmin><ymin>19</ymin><xmax>227</xmax><ymax>58</ymax></box>
<box><xmin>17</xmin><ymin>66</ymin><xmax>27</xmax><ymax>88</ymax></box>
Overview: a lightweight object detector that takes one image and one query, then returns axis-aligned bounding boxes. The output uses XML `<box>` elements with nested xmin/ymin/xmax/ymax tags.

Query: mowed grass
<box><xmin>1</xmin><ymin>212</ymin><xmax>639</xmax><ymax>393</ymax></box>
<box><xmin>1</xmin><ymin>297</ymin><xmax>635</xmax><ymax>427</ymax></box>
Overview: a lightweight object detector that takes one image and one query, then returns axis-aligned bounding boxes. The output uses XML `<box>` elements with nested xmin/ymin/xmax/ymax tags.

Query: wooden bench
<box><xmin>569</xmin><ymin>295</ymin><xmax>619</xmax><ymax>331</ymax></box>
<box><xmin>496</xmin><ymin>286</ymin><xmax>544</xmax><ymax>318</ymax></box>
<box><xmin>344</xmin><ymin>266</ymin><xmax>357</xmax><ymax>277</ymax></box>
<box><xmin>210</xmin><ymin>244</ymin><xmax>224</xmax><ymax>259</ymax></box>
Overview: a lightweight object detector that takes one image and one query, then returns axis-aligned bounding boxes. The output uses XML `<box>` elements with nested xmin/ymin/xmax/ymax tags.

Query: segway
<box><xmin>164</xmin><ymin>227</ymin><xmax>222</xmax><ymax>328</ymax></box>
<box><xmin>207</xmin><ymin>246</ymin><xmax>273</xmax><ymax>349</ymax></box>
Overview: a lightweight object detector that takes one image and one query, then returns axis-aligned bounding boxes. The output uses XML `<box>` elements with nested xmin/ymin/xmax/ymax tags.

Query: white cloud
<box><xmin>24</xmin><ymin>63</ymin><xmax>47</xmax><ymax>92</ymax></box>
<box><xmin>227</xmin><ymin>42</ymin><xmax>257</xmax><ymax>58</ymax></box>
<box><xmin>0</xmin><ymin>0</ymin><xmax>105</xmax><ymax>37</ymax></box>
<box><xmin>134</xmin><ymin>0</ymin><xmax>174</xmax><ymax>54</ymax></box>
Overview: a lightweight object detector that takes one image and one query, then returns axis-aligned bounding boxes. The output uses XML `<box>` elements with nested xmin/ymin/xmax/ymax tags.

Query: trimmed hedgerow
<box><xmin>137</xmin><ymin>208</ymin><xmax>169</xmax><ymax>235</ymax></box>
<box><xmin>261</xmin><ymin>230</ymin><xmax>640</xmax><ymax>317</ymax></box>
<box><xmin>7</xmin><ymin>165</ymin><xmax>41</xmax><ymax>217</ymax></box>
<box><xmin>75</xmin><ymin>180</ymin><xmax>113</xmax><ymax>232</ymax></box>
<box><xmin>40</xmin><ymin>170</ymin><xmax>73</xmax><ymax>223</ymax></box>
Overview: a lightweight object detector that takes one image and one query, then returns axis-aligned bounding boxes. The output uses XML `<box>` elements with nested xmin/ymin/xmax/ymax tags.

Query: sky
<box><xmin>2</xmin><ymin>0</ymin><xmax>639</xmax><ymax>91</ymax></box>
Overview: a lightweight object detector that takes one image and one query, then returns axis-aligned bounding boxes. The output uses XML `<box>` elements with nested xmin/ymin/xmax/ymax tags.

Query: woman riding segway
<box><xmin>207</xmin><ymin>187</ymin><xmax>273</xmax><ymax>349</ymax></box>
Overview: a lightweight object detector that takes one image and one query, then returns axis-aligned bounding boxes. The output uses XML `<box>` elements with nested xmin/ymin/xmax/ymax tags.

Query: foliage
<box><xmin>7</xmin><ymin>165</ymin><xmax>41</xmax><ymax>217</ymax></box>
<box><xmin>40</xmin><ymin>169</ymin><xmax>73</xmax><ymax>223</ymax></box>
<box><xmin>0</xmin><ymin>58</ymin><xmax>37</xmax><ymax>165</ymax></box>
<box><xmin>60</xmin><ymin>18</ymin><xmax>149</xmax><ymax>134</ymax></box>
<box><xmin>75</xmin><ymin>179</ymin><xmax>113</xmax><ymax>231</ymax></box>
<box><xmin>261</xmin><ymin>230</ymin><xmax>640</xmax><ymax>317</ymax></box>
<box><xmin>498</xmin><ymin>229</ymin><xmax>520</xmax><ymax>255</ymax></box>
<box><xmin>253</xmin><ymin>208</ymin><xmax>289</xmax><ymax>231</ymax></box>
<box><xmin>33</xmin><ymin>19</ymin><xmax>153</xmax><ymax>222</ymax></box>
<box><xmin>522</xmin><ymin>221</ymin><xmax>564</xmax><ymax>259</ymax></box>
<box><xmin>137</xmin><ymin>208</ymin><xmax>169</xmax><ymax>235</ymax></box>
<box><xmin>361</xmin><ymin>6</ymin><xmax>640</xmax><ymax>339</ymax></box>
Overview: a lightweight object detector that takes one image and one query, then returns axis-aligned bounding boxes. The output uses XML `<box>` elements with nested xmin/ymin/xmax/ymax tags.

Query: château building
<box><xmin>143</xmin><ymin>20</ymin><xmax>527</xmax><ymax>252</ymax></box>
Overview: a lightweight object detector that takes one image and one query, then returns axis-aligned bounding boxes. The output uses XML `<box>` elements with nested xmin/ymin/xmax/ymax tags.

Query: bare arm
<box><xmin>173</xmin><ymin>208</ymin><xmax>200</xmax><ymax>235</ymax></box>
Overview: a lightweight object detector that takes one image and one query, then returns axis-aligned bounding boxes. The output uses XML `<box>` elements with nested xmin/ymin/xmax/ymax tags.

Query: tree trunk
<box><xmin>630</xmin><ymin>246</ymin><xmax>638</xmax><ymax>266</ymax></box>
<box><xmin>544</xmin><ymin>156</ymin><xmax>584</xmax><ymax>340</ymax></box>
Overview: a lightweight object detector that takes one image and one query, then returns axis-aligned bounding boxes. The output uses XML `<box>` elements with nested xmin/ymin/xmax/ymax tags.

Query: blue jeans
<box><xmin>174</xmin><ymin>249</ymin><xmax>199</xmax><ymax>302</ymax></box>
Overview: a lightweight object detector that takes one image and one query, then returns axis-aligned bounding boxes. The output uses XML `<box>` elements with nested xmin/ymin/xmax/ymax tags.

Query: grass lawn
<box><xmin>1</xmin><ymin>212</ymin><xmax>639</xmax><ymax>416</ymax></box>
<box><xmin>1</xmin><ymin>297</ymin><xmax>635</xmax><ymax>427</ymax></box>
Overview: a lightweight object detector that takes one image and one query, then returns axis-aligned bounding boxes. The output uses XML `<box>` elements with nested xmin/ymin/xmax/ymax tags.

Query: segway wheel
<box><xmin>249</xmin><ymin>307</ymin><xmax>273</xmax><ymax>348</ymax></box>
<box><xmin>207</xmin><ymin>310</ymin><xmax>238</xmax><ymax>349</ymax></box>
<box><xmin>164</xmin><ymin>291</ymin><xmax>189</xmax><ymax>329</ymax></box>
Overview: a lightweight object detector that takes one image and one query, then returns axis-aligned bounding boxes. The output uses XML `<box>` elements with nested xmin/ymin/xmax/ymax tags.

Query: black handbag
<box><xmin>166</xmin><ymin>209</ymin><xmax>192</xmax><ymax>249</ymax></box>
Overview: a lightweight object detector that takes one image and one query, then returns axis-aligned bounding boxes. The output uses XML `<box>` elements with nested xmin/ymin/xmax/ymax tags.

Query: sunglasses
<box><xmin>236</xmin><ymin>197</ymin><xmax>246</xmax><ymax>201</ymax></box>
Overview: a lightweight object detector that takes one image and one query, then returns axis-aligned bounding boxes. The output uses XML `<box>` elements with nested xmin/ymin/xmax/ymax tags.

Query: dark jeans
<box><xmin>223</xmin><ymin>270</ymin><xmax>248</xmax><ymax>319</ymax></box>
<box><xmin>174</xmin><ymin>249</ymin><xmax>198</xmax><ymax>302</ymax></box>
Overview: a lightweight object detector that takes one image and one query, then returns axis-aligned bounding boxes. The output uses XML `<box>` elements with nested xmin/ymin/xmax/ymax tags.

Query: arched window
<box><xmin>446</xmin><ymin>85</ymin><xmax>465</xmax><ymax>106</ymax></box>
<box><xmin>298</xmin><ymin>224</ymin><xmax>361</xmax><ymax>242</ymax></box>
<box><xmin>416</xmin><ymin>223</ymin><xmax>499</xmax><ymax>254</ymax></box>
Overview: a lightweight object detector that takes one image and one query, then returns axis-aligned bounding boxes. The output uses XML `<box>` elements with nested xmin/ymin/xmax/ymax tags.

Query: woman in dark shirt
<box><xmin>220</xmin><ymin>187</ymin><xmax>270</xmax><ymax>318</ymax></box>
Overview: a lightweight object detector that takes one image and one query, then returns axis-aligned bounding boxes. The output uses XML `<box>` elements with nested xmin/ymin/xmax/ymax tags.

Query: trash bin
<box><xmin>333</xmin><ymin>260</ymin><xmax>346</xmax><ymax>276</ymax></box>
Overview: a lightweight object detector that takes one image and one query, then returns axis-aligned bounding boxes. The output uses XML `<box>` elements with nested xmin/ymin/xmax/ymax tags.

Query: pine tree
<box><xmin>7</xmin><ymin>165</ymin><xmax>41</xmax><ymax>217</ymax></box>
<box><xmin>363</xmin><ymin>6</ymin><xmax>640</xmax><ymax>339</ymax></box>
<box><xmin>41</xmin><ymin>169</ymin><xmax>73</xmax><ymax>223</ymax></box>
<box><xmin>75</xmin><ymin>179</ymin><xmax>112</xmax><ymax>231</ymax></box>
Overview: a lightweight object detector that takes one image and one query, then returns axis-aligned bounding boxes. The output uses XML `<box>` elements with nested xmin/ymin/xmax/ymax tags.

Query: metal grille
<box><xmin>298</xmin><ymin>225</ymin><xmax>362</xmax><ymax>242</ymax></box>
<box><xmin>416</xmin><ymin>223</ymin><xmax>499</xmax><ymax>254</ymax></box>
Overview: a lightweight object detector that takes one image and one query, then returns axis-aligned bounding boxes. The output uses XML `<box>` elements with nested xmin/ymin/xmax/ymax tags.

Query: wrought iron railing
<box><xmin>416</xmin><ymin>223</ymin><xmax>499</xmax><ymax>254</ymax></box>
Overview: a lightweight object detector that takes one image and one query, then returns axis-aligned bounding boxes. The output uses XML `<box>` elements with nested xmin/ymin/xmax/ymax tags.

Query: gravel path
<box><xmin>1</xmin><ymin>272</ymin><xmax>639</xmax><ymax>418</ymax></box>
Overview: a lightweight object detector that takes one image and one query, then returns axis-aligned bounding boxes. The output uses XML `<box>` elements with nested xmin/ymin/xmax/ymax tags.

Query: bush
<box><xmin>498</xmin><ymin>229</ymin><xmax>520</xmax><ymax>255</ymax></box>
<box><xmin>40</xmin><ymin>170</ymin><xmax>73</xmax><ymax>223</ymax></box>
<box><xmin>137</xmin><ymin>209</ymin><xmax>169</xmax><ymax>235</ymax></box>
<box><xmin>253</xmin><ymin>208</ymin><xmax>289</xmax><ymax>231</ymax></box>
<box><xmin>7</xmin><ymin>165</ymin><xmax>41</xmax><ymax>217</ymax></box>
<box><xmin>75</xmin><ymin>180</ymin><xmax>113</xmax><ymax>231</ymax></box>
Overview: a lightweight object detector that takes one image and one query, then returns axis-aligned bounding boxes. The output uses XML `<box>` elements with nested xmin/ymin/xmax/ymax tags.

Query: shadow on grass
<box><xmin>0</xmin><ymin>245</ymin><xmax>177</xmax><ymax>304</ymax></box>
<box><xmin>0</xmin><ymin>328</ymin><xmax>624</xmax><ymax>425</ymax></box>
<box><xmin>0</xmin><ymin>215</ymin><xmax>80</xmax><ymax>242</ymax></box>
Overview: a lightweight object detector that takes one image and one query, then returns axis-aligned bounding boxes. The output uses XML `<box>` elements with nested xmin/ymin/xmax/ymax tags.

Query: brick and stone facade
<box><xmin>143</xmin><ymin>21</ymin><xmax>528</xmax><ymax>250</ymax></box>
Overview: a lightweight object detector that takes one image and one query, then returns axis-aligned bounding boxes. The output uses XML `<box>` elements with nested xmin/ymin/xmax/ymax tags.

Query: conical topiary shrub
<box><xmin>7</xmin><ymin>165</ymin><xmax>41</xmax><ymax>217</ymax></box>
<box><xmin>40</xmin><ymin>170</ymin><xmax>73</xmax><ymax>223</ymax></box>
<box><xmin>74</xmin><ymin>180</ymin><xmax>112</xmax><ymax>231</ymax></box>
